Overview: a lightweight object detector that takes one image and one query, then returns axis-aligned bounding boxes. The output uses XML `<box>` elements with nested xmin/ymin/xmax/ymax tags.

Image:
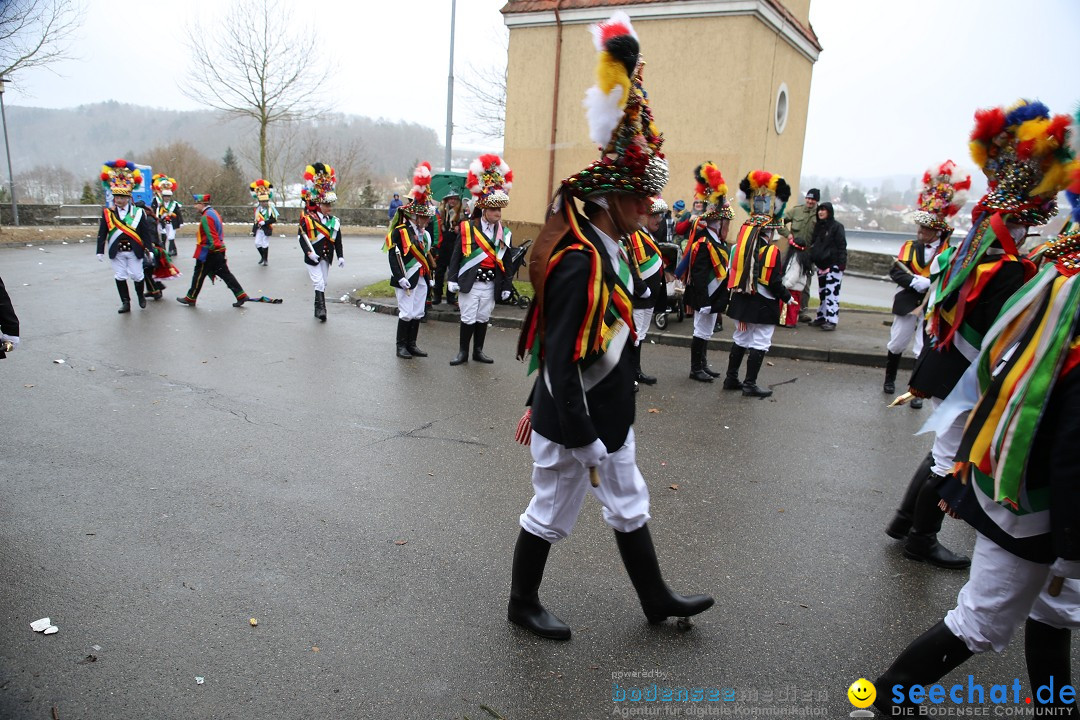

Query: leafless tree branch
<box><xmin>0</xmin><ymin>0</ymin><xmax>83</xmax><ymax>81</ymax></box>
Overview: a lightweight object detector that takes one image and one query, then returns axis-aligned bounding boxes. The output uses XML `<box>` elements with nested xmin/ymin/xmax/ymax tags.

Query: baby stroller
<box><xmin>497</xmin><ymin>238</ymin><xmax>534</xmax><ymax>309</ymax></box>
<box><xmin>652</xmin><ymin>241</ymin><xmax>685</xmax><ymax>329</ymax></box>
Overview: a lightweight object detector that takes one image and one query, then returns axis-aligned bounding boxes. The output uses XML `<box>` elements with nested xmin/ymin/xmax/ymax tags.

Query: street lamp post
<box><xmin>444</xmin><ymin>0</ymin><xmax>456</xmax><ymax>172</ymax></box>
<box><xmin>0</xmin><ymin>77</ymin><xmax>17</xmax><ymax>226</ymax></box>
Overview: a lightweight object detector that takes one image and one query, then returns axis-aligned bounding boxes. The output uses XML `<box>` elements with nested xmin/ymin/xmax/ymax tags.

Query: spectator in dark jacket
<box><xmin>809</xmin><ymin>202</ymin><xmax>846</xmax><ymax>330</ymax></box>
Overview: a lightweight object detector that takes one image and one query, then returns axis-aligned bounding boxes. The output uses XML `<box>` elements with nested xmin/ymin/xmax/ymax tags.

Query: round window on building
<box><xmin>775</xmin><ymin>83</ymin><xmax>789</xmax><ymax>135</ymax></box>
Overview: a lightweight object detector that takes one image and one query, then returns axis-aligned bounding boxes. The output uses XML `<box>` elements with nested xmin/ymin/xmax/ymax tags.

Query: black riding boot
<box><xmin>723</xmin><ymin>344</ymin><xmax>746</xmax><ymax>390</ymax></box>
<box><xmin>116</xmin><ymin>279</ymin><xmax>131</xmax><ymax>314</ymax></box>
<box><xmin>614</xmin><ymin>524</ymin><xmax>715</xmax><ymax>625</ymax></box>
<box><xmin>472</xmin><ymin>322</ymin><xmax>494</xmax><ymax>363</ymax></box>
<box><xmin>886</xmin><ymin>452</ymin><xmax>934</xmax><ymax>540</ymax></box>
<box><xmin>742</xmin><ymin>349</ymin><xmax>772</xmax><ymax>398</ymax></box>
<box><xmin>701</xmin><ymin>342</ymin><xmax>721</xmax><ymax>378</ymax></box>
<box><xmin>405</xmin><ymin>319</ymin><xmax>427</xmax><ymax>357</ymax></box>
<box><xmin>134</xmin><ymin>279</ymin><xmax>147</xmax><ymax>308</ymax></box>
<box><xmin>688</xmin><ymin>337</ymin><xmax>713</xmax><ymax>382</ymax></box>
<box><xmin>1026</xmin><ymin>619</ymin><xmax>1077</xmax><ymax>715</ymax></box>
<box><xmin>449</xmin><ymin>322</ymin><xmax>473</xmax><ymax>366</ymax></box>
<box><xmin>395</xmin><ymin>319</ymin><xmax>413</xmax><ymax>359</ymax></box>
<box><xmin>507</xmin><ymin>529</ymin><xmax>571</xmax><ymax>640</ymax></box>
<box><xmin>314</xmin><ymin>291</ymin><xmax>326</xmax><ymax>322</ymax></box>
<box><xmin>903</xmin><ymin>471</ymin><xmax>971</xmax><ymax>569</ymax></box>
<box><xmin>884</xmin><ymin>351</ymin><xmax>902</xmax><ymax>394</ymax></box>
<box><xmin>635</xmin><ymin>342</ymin><xmax>657</xmax><ymax>385</ymax></box>
<box><xmin>874</xmin><ymin>620</ymin><xmax>974</xmax><ymax>716</ymax></box>
<box><xmin>168</xmin><ymin>238</ymin><xmax>178</xmax><ymax>256</ymax></box>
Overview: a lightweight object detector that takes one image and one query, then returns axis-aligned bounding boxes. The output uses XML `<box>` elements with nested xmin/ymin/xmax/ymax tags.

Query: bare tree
<box><xmin>457</xmin><ymin>29</ymin><xmax>508</xmax><ymax>142</ymax></box>
<box><xmin>181</xmin><ymin>0</ymin><xmax>333</xmax><ymax>180</ymax></box>
<box><xmin>0</xmin><ymin>0</ymin><xmax>82</xmax><ymax>80</ymax></box>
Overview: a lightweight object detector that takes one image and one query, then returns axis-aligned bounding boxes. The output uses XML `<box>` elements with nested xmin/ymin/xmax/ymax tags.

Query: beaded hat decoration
<box><xmin>969</xmin><ymin>100</ymin><xmax>1074</xmax><ymax>226</ymax></box>
<box><xmin>152</xmin><ymin>173</ymin><xmax>177</xmax><ymax>197</ymax></box>
<box><xmin>648</xmin><ymin>197</ymin><xmax>668</xmax><ymax>215</ymax></box>
<box><xmin>694</xmin><ymin>163</ymin><xmax>733</xmax><ymax>221</ymax></box>
<box><xmin>100</xmin><ymin>159</ymin><xmax>141</xmax><ymax>197</ymax></box>
<box><xmin>303</xmin><ymin>162</ymin><xmax>337</xmax><ymax>204</ymax></box>
<box><xmin>737</xmin><ymin>170</ymin><xmax>791</xmax><ymax>228</ymax></box>
<box><xmin>912</xmin><ymin>160</ymin><xmax>971</xmax><ymax>232</ymax></box>
<box><xmin>249</xmin><ymin>179</ymin><xmax>274</xmax><ymax>202</ymax></box>
<box><xmin>563</xmin><ymin>11</ymin><xmax>667</xmax><ymax>199</ymax></box>
<box><xmin>403</xmin><ymin>162</ymin><xmax>436</xmax><ymax>218</ymax></box>
<box><xmin>1040</xmin><ymin>110</ymin><xmax>1080</xmax><ymax>275</ymax></box>
<box><xmin>467</xmin><ymin>154</ymin><xmax>513</xmax><ymax>209</ymax></box>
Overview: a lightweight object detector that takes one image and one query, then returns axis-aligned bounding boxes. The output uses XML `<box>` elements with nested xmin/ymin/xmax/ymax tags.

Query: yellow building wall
<box><xmin>503</xmin><ymin>8</ymin><xmax>815</xmax><ymax>225</ymax></box>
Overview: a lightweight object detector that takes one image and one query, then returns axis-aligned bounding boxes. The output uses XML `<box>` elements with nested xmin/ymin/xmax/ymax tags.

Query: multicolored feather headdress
<box><xmin>467</xmin><ymin>154</ymin><xmax>512</xmax><ymax>210</ymax></box>
<box><xmin>403</xmin><ymin>162</ymin><xmax>435</xmax><ymax>218</ymax></box>
<box><xmin>100</xmin><ymin>159</ymin><xmax>141</xmax><ymax>198</ymax></box>
<box><xmin>969</xmin><ymin>99</ymin><xmax>1073</xmax><ymax>226</ymax></box>
<box><xmin>737</xmin><ymin>170</ymin><xmax>791</xmax><ymax>228</ymax></box>
<box><xmin>913</xmin><ymin>160</ymin><xmax>971</xmax><ymax>232</ymax></box>
<box><xmin>694</xmin><ymin>163</ymin><xmax>732</xmax><ymax>221</ymax></box>
<box><xmin>303</xmin><ymin>162</ymin><xmax>337</xmax><ymax>204</ymax></box>
<box><xmin>249</xmin><ymin>179</ymin><xmax>274</xmax><ymax>202</ymax></box>
<box><xmin>151</xmin><ymin>173</ymin><xmax>177</xmax><ymax>197</ymax></box>
<box><xmin>563</xmin><ymin>11</ymin><xmax>667</xmax><ymax>198</ymax></box>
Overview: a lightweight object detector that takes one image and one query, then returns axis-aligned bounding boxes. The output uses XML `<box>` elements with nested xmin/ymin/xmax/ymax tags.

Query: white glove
<box><xmin>1049</xmin><ymin>558</ymin><xmax>1080</xmax><ymax>580</ymax></box>
<box><xmin>448</xmin><ymin>281</ymin><xmax>460</xmax><ymax>293</ymax></box>
<box><xmin>640</xmin><ymin>286</ymin><xmax>652</xmax><ymax>299</ymax></box>
<box><xmin>1</xmin><ymin>334</ymin><xmax>19</xmax><ymax>350</ymax></box>
<box><xmin>570</xmin><ymin>438</ymin><xmax>608</xmax><ymax>469</ymax></box>
<box><xmin>398</xmin><ymin>278</ymin><xmax>411</xmax><ymax>289</ymax></box>
<box><xmin>96</xmin><ymin>253</ymin><xmax>104</xmax><ymax>262</ymax></box>
<box><xmin>910</xmin><ymin>275</ymin><xmax>932</xmax><ymax>293</ymax></box>
<box><xmin>500</xmin><ymin>290</ymin><xmax>511</xmax><ymax>301</ymax></box>
<box><xmin>307</xmin><ymin>251</ymin><xmax>319</xmax><ymax>262</ymax></box>
<box><xmin>337</xmin><ymin>257</ymin><xmax>345</xmax><ymax>268</ymax></box>
<box><xmin>699</xmin><ymin>307</ymin><xmax>713</xmax><ymax>315</ymax></box>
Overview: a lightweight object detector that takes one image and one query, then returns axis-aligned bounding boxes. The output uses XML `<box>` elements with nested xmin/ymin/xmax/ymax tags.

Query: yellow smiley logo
<box><xmin>847</xmin><ymin>678</ymin><xmax>876</xmax><ymax>709</ymax></box>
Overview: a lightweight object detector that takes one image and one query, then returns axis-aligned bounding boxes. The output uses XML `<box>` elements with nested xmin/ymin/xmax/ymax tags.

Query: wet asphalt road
<box><xmin>0</xmin><ymin>238</ymin><xmax>1066</xmax><ymax>719</ymax></box>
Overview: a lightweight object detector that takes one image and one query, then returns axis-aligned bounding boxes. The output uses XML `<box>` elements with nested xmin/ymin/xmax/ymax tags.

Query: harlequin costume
<box><xmin>889</xmin><ymin>100</ymin><xmax>1073</xmax><ymax>571</ymax></box>
<box><xmin>723</xmin><ymin>170</ymin><xmax>793</xmax><ymax>398</ymax></box>
<box><xmin>384</xmin><ymin>162</ymin><xmax>436</xmax><ymax>358</ymax></box>
<box><xmin>623</xmin><ymin>196</ymin><xmax>669</xmax><ymax>386</ymax></box>
<box><xmin>875</xmin><ymin>141</ymin><xmax>1080</xmax><ymax>717</ymax></box>
<box><xmin>250</xmin><ymin>179</ymin><xmax>278</xmax><ymax>266</ymax></box>
<box><xmin>95</xmin><ymin>160</ymin><xmax>158</xmax><ymax>314</ymax></box>
<box><xmin>510</xmin><ymin>12</ymin><xmax>713</xmax><ymax>641</ymax></box>
<box><xmin>151</xmin><ymin>174</ymin><xmax>183</xmax><ymax>257</ymax></box>
<box><xmin>882</xmin><ymin>161</ymin><xmax>970</xmax><ymax>401</ymax></box>
<box><xmin>297</xmin><ymin>163</ymin><xmax>344</xmax><ymax>322</ymax></box>
<box><xmin>447</xmin><ymin>155</ymin><xmax>514</xmax><ymax>365</ymax></box>
<box><xmin>176</xmin><ymin>193</ymin><xmax>249</xmax><ymax>307</ymax></box>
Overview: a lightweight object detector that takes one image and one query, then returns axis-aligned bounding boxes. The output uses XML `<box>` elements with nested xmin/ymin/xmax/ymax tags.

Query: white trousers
<box><xmin>519</xmin><ymin>428</ymin><xmax>651</xmax><ymax>542</ymax></box>
<box><xmin>162</xmin><ymin>225</ymin><xmax>176</xmax><ymax>243</ymax></box>
<box><xmin>254</xmin><ymin>229</ymin><xmax>270</xmax><ymax>249</ymax></box>
<box><xmin>732</xmin><ymin>322</ymin><xmax>775</xmax><ymax>352</ymax></box>
<box><xmin>110</xmin><ymin>251</ymin><xmax>144</xmax><ymax>282</ymax></box>
<box><xmin>945</xmin><ymin>532</ymin><xmax>1080</xmax><ymax>653</ymax></box>
<box><xmin>888</xmin><ymin>312</ymin><xmax>925</xmax><ymax>357</ymax></box>
<box><xmin>307</xmin><ymin>260</ymin><xmax>330</xmax><ymax>292</ymax></box>
<box><xmin>459</xmin><ymin>280</ymin><xmax>495</xmax><ymax>324</ymax></box>
<box><xmin>632</xmin><ymin>308</ymin><xmax>653</xmax><ymax>345</ymax></box>
<box><xmin>395</xmin><ymin>276</ymin><xmax>428</xmax><ymax>320</ymax></box>
<box><xmin>693</xmin><ymin>310</ymin><xmax>716</xmax><ymax>340</ymax></box>
<box><xmin>929</xmin><ymin>397</ymin><xmax>968</xmax><ymax>477</ymax></box>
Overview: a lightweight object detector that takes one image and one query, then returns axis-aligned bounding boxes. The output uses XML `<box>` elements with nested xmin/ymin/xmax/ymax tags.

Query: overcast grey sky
<box><xmin>4</xmin><ymin>0</ymin><xmax>1078</xmax><ymax>180</ymax></box>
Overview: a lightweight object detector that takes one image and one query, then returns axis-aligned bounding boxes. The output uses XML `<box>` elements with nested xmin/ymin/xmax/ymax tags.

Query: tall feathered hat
<box><xmin>100</xmin><ymin>159</ymin><xmax>141</xmax><ymax>197</ymax></box>
<box><xmin>738</xmin><ymin>170</ymin><xmax>791</xmax><ymax>228</ymax></box>
<box><xmin>969</xmin><ymin>99</ymin><xmax>1074</xmax><ymax>226</ymax></box>
<box><xmin>303</xmin><ymin>162</ymin><xmax>337</xmax><ymax>204</ymax></box>
<box><xmin>648</xmin><ymin>197</ymin><xmax>668</xmax><ymax>215</ymax></box>
<box><xmin>694</xmin><ymin>163</ymin><xmax>733</xmax><ymax>221</ymax></box>
<box><xmin>563</xmin><ymin>11</ymin><xmax>667</xmax><ymax>198</ymax></box>
<box><xmin>1038</xmin><ymin>110</ymin><xmax>1080</xmax><ymax>273</ymax></box>
<box><xmin>249</xmin><ymin>179</ymin><xmax>274</xmax><ymax>202</ymax></box>
<box><xmin>467</xmin><ymin>154</ymin><xmax>512</xmax><ymax>210</ymax></box>
<box><xmin>151</xmin><ymin>173</ymin><xmax>177</xmax><ymax>197</ymax></box>
<box><xmin>403</xmin><ymin>162</ymin><xmax>435</xmax><ymax>218</ymax></box>
<box><xmin>913</xmin><ymin>160</ymin><xmax>971</xmax><ymax>233</ymax></box>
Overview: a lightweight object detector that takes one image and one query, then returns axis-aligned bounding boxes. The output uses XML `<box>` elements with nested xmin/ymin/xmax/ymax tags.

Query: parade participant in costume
<box><xmin>176</xmin><ymin>193</ymin><xmax>249</xmax><ymax>307</ymax></box>
<box><xmin>680</xmin><ymin>163</ymin><xmax>732</xmax><ymax>383</ymax></box>
<box><xmin>779</xmin><ymin>188</ymin><xmax>818</xmax><ymax>324</ymax></box>
<box><xmin>95</xmin><ymin>160</ymin><xmax>157</xmax><ymax>314</ymax></box>
<box><xmin>887</xmin><ymin>100</ymin><xmax>1071</xmax><ymax>570</ymax></box>
<box><xmin>874</xmin><ymin>151</ymin><xmax>1080</xmax><ymax>719</ymax></box>
<box><xmin>624</xmin><ymin>197</ymin><xmax>669</xmax><ymax>386</ymax></box>
<box><xmin>723</xmin><ymin>170</ymin><xmax>793</xmax><ymax>398</ymax></box>
<box><xmin>447</xmin><ymin>154</ymin><xmax>515</xmax><ymax>366</ymax></box>
<box><xmin>250</xmin><ymin>179</ymin><xmax>277</xmax><ymax>266</ymax></box>
<box><xmin>297</xmin><ymin>163</ymin><xmax>344</xmax><ymax>322</ymax></box>
<box><xmin>882</xmin><ymin>161</ymin><xmax>970</xmax><ymax>405</ymax></box>
<box><xmin>383</xmin><ymin>163</ymin><xmax>436</xmax><ymax>359</ymax></box>
<box><xmin>808</xmin><ymin>202</ymin><xmax>846</xmax><ymax>330</ymax></box>
<box><xmin>512</xmin><ymin>12</ymin><xmax>713</xmax><ymax>641</ymax></box>
<box><xmin>151</xmin><ymin>174</ymin><xmax>183</xmax><ymax>257</ymax></box>
<box><xmin>432</xmin><ymin>189</ymin><xmax>465</xmax><ymax>305</ymax></box>
<box><xmin>0</xmin><ymin>274</ymin><xmax>20</xmax><ymax>360</ymax></box>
